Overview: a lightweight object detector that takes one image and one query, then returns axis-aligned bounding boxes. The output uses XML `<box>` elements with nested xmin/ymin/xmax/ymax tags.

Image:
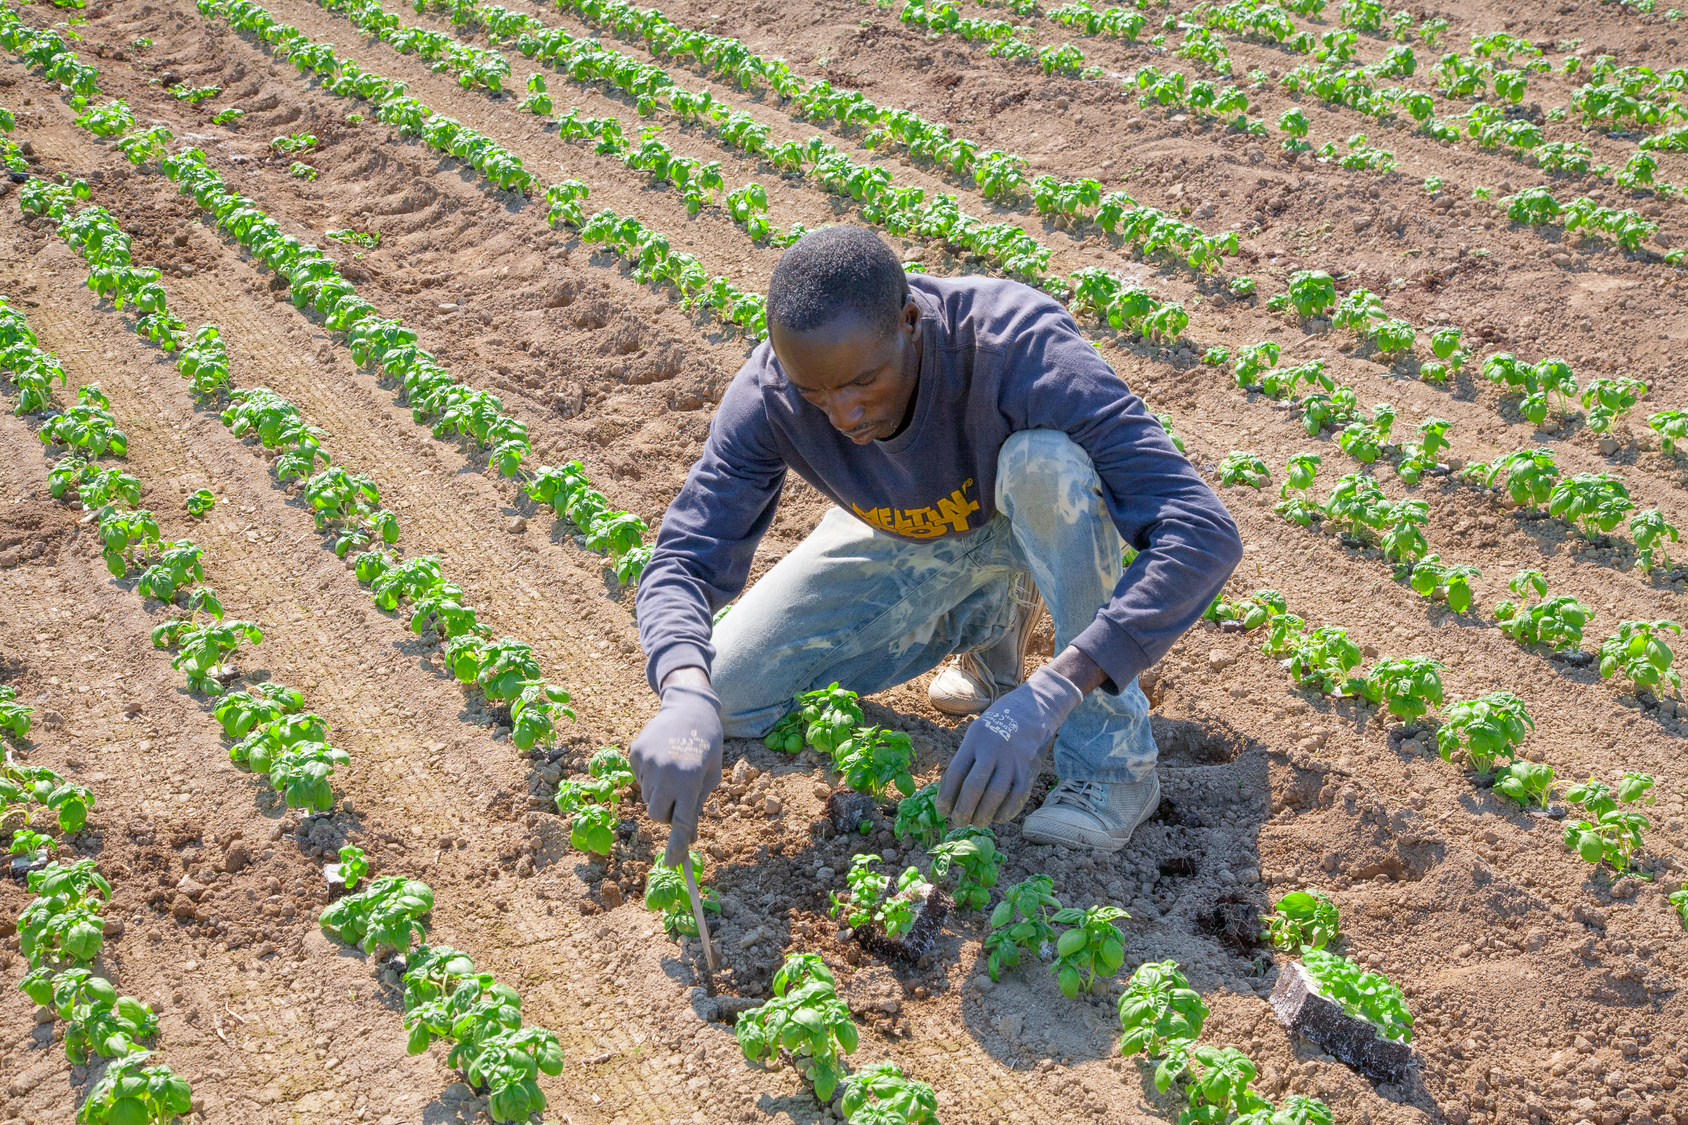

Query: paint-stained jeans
<box><xmin>711</xmin><ymin>430</ymin><xmax>1158</xmax><ymax>785</ymax></box>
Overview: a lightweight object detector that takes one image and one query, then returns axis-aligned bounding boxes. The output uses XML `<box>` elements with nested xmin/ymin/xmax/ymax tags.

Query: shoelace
<box><xmin>1045</xmin><ymin>779</ymin><xmax>1108</xmax><ymax>813</ymax></box>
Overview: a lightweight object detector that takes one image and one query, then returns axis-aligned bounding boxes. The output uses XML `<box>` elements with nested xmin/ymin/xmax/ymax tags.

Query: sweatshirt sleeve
<box><xmin>1010</xmin><ymin>303</ymin><xmax>1244</xmax><ymax>693</ymax></box>
<box><xmin>634</xmin><ymin>365</ymin><xmax>788</xmax><ymax>693</ymax></box>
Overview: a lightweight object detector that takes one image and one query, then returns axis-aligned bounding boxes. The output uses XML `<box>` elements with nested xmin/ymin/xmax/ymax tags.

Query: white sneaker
<box><xmin>928</xmin><ymin>577</ymin><xmax>1045</xmax><ymax>716</ymax></box>
<box><xmin>1021</xmin><ymin>773</ymin><xmax>1161</xmax><ymax>854</ymax></box>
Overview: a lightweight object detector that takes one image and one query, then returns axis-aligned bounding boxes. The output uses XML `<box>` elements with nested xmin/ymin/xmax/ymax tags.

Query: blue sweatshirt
<box><xmin>635</xmin><ymin>274</ymin><xmax>1244</xmax><ymax>695</ymax></box>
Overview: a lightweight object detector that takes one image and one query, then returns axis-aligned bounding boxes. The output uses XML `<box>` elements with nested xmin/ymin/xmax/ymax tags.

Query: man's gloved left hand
<box><xmin>936</xmin><ymin>665</ymin><xmax>1084</xmax><ymax>827</ymax></box>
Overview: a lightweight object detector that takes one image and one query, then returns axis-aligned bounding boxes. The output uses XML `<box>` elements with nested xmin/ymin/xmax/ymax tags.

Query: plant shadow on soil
<box><xmin>901</xmin><ymin>714</ymin><xmax>1277</xmax><ymax>1071</ymax></box>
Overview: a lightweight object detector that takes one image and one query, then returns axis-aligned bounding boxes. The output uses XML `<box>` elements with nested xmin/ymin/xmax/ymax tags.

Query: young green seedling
<box><xmin>97</xmin><ymin>508</ymin><xmax>162</xmax><ymax>578</ymax></box>
<box><xmin>1319</xmin><ymin>473</ymin><xmax>1388</xmax><ymax>542</ymax></box>
<box><xmin>9</xmin><ymin>829</ymin><xmax>57</xmax><ymax>866</ymax></box>
<box><xmin>764</xmin><ymin>682</ymin><xmax>863</xmax><ymax>756</ymax></box>
<box><xmin>645</xmin><ymin>850</ymin><xmax>722</xmax><ymax>936</ymax></box>
<box><xmin>1581</xmin><ymin>377</ymin><xmax>1647</xmax><ymax>433</ymax></box>
<box><xmin>404</xmin><ymin>975</ymin><xmax>523</xmax><ymax>1069</ymax></box>
<box><xmin>1483</xmin><ymin>448</ymin><xmax>1560</xmax><ymax>508</ymax></box>
<box><xmin>892</xmin><ymin>783</ymin><xmax>947</xmax><ymax>847</ymax></box>
<box><xmin>1050</xmin><ymin>904</ymin><xmax>1130</xmax><ymax>998</ymax></box>
<box><xmin>830</xmin><ymin>852</ymin><xmax>890</xmax><ymax>930</ymax></box>
<box><xmin>1285</xmin><ymin>269</ymin><xmax>1337</xmax><ymax>317</ymax></box>
<box><xmin>1407</xmin><ymin>555</ymin><xmax>1482</xmax><ymax>613</ymax></box>
<box><xmin>1156</xmin><ymin>1045</ymin><xmax>1271</xmax><ymax>1122</ymax></box>
<box><xmin>1236</xmin><ymin>1096</ymin><xmax>1336</xmax><ymax>1125</ymax></box>
<box><xmin>736</xmin><ymin>953</ymin><xmax>858</xmax><ymax>1101</ymax></box>
<box><xmin>1437</xmin><ymin>691</ymin><xmax>1535</xmax><ymax>775</ymax></box>
<box><xmin>18</xmin><ymin>859</ymin><xmax>112</xmax><ymax>969</ymax></box>
<box><xmin>929</xmin><ymin>825</ymin><xmax>1000</xmax><ymax>909</ymax></box>
<box><xmin>1631</xmin><ymin>509</ymin><xmax>1679</xmax><ymax>575</ymax></box>
<box><xmin>1378</xmin><ymin>499</ymin><xmax>1430</xmax><ymax>564</ymax></box>
<box><xmin>0</xmin><ymin>684</ymin><xmax>34</xmax><ymax>741</ymax></box>
<box><xmin>1649</xmin><ymin>410</ymin><xmax>1688</xmax><ymax>456</ymax></box>
<box><xmin>984</xmin><ymin>875</ymin><xmax>1061</xmax><ymax>981</ymax></box>
<box><xmin>1282</xmin><ymin>452</ymin><xmax>1321</xmax><ymax>498</ymax></box>
<box><xmin>229</xmin><ymin>711</ymin><xmax>329</xmax><ymax>774</ymax></box>
<box><xmin>185</xmin><ymin>488</ymin><xmax>216</xmax><ymax>517</ymax></box>
<box><xmin>1563</xmin><ymin>774</ymin><xmax>1653</xmax><ymax>877</ymax></box>
<box><xmin>1548</xmin><ymin>472</ymin><xmax>1635</xmax><ymax>539</ymax></box>
<box><xmin>266</xmin><ymin>742</ymin><xmax>349</xmax><ymax>811</ymax></box>
<box><xmin>52</xmin><ymin>969</ymin><xmax>159</xmax><ymax>1064</ymax></box>
<box><xmin>1497</xmin><ymin>595</ymin><xmax>1592</xmax><ymax>651</ymax></box>
<box><xmin>400</xmin><ymin>945</ymin><xmax>480</xmax><ymax>1011</ymax></box>
<box><xmin>325</xmin><ymin>844</ymin><xmax>369</xmax><ymax>890</ymax></box>
<box><xmin>3</xmin><ymin>763</ymin><xmax>94</xmax><ymax>833</ymax></box>
<box><xmin>75</xmin><ymin>1052</ymin><xmax>193</xmax><ymax>1125</ymax></box>
<box><xmin>1261</xmin><ymin>889</ymin><xmax>1340</xmax><ymax>953</ymax></box>
<box><xmin>1117</xmin><ymin>959</ymin><xmax>1208</xmax><ymax>1061</ymax></box>
<box><xmin>209</xmin><ymin>681</ymin><xmax>303</xmax><ymax>740</ymax></box>
<box><xmin>1300</xmin><ymin>950</ymin><xmax>1414</xmax><ymax>1042</ymax></box>
<box><xmin>509</xmin><ymin>679</ymin><xmax>575</xmax><ymax>751</ymax></box>
<box><xmin>1219</xmin><ymin>451</ymin><xmax>1271</xmax><ymax>489</ymax></box>
<box><xmin>1331</xmin><ymin>288</ymin><xmax>1383</xmax><ymax>332</ymax></box>
<box><xmin>1286</xmin><ymin>626</ymin><xmax>1363</xmax><ymax>695</ymax></box>
<box><xmin>1206</xmin><ymin>589</ymin><xmax>1288</xmax><ymax>630</ymax></box>
<box><xmin>840</xmin><ymin>1061</ymin><xmax>940</xmax><ymax>1125</ymax></box>
<box><xmin>151</xmin><ymin>619</ymin><xmax>263</xmax><ymax>695</ymax></box>
<box><xmin>318</xmin><ymin>875</ymin><xmax>434</xmax><ymax>954</ymax></box>
<box><xmin>135</xmin><ymin>540</ymin><xmax>205</xmax><ymax>603</ymax></box>
<box><xmin>1362</xmin><ymin>656</ymin><xmax>1444</xmax><ymax>720</ymax></box>
<box><xmin>1598</xmin><ymin>620</ymin><xmax>1682</xmax><ymax>695</ymax></box>
<box><xmin>466</xmin><ymin>1026</ymin><xmax>566</xmax><ymax>1123</ymax></box>
<box><xmin>1494</xmin><ymin>760</ymin><xmax>1557</xmax><ymax>809</ymax></box>
<box><xmin>832</xmin><ymin>726</ymin><xmax>917</xmax><ymax>799</ymax></box>
<box><xmin>477</xmin><ymin>639</ymin><xmax>544</xmax><ymax>701</ymax></box>
<box><xmin>1232</xmin><ymin>341</ymin><xmax>1282</xmax><ymax>388</ymax></box>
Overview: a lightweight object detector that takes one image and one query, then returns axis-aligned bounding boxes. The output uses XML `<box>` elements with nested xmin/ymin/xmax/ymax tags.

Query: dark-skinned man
<box><xmin>631</xmin><ymin>225</ymin><xmax>1242</xmax><ymax>858</ymax></box>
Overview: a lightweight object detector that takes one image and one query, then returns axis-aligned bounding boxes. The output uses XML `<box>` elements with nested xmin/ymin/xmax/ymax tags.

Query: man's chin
<box><xmin>844</xmin><ymin>426</ymin><xmax>881</xmax><ymax>444</ymax></box>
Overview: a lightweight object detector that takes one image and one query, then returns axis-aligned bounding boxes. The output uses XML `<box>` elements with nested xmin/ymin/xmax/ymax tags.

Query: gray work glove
<box><xmin>936</xmin><ymin>665</ymin><xmax>1084</xmax><ymax>827</ymax></box>
<box><xmin>629</xmin><ymin>683</ymin><xmax>723</xmax><ymax>848</ymax></box>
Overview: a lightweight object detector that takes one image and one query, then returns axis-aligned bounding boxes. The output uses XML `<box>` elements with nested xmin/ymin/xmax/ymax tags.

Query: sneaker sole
<box><xmin>1021</xmin><ymin>774</ymin><xmax>1161</xmax><ymax>854</ymax></box>
<box><xmin>928</xmin><ymin>690</ymin><xmax>993</xmax><ymax>717</ymax></box>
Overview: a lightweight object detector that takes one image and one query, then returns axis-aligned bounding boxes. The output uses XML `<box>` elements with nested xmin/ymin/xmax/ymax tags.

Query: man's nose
<box><xmin>824</xmin><ymin>393</ymin><xmax>863</xmax><ymax>431</ymax></box>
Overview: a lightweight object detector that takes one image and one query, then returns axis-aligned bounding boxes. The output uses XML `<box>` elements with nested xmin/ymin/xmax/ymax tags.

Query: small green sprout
<box><xmin>984</xmin><ymin>875</ymin><xmax>1061</xmax><ymax>981</ymax></box>
<box><xmin>929</xmin><ymin>826</ymin><xmax>999</xmax><ymax>910</ymax></box>
<box><xmin>1599</xmin><ymin>620</ymin><xmax>1682</xmax><ymax>695</ymax></box>
<box><xmin>1437</xmin><ymin>691</ymin><xmax>1534</xmax><ymax>775</ymax></box>
<box><xmin>1118</xmin><ymin>959</ymin><xmax>1208</xmax><ymax>1061</ymax></box>
<box><xmin>1050</xmin><ymin>904</ymin><xmax>1129</xmax><ymax>998</ymax></box>
<box><xmin>1260</xmin><ymin>889</ymin><xmax>1339</xmax><ymax>952</ymax></box>
<box><xmin>1218</xmin><ymin>451</ymin><xmax>1270</xmax><ymax>488</ymax></box>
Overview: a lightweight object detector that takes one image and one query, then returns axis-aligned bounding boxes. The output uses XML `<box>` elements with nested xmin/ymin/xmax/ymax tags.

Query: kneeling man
<box><xmin>630</xmin><ymin>226</ymin><xmax>1242</xmax><ymax>856</ymax></box>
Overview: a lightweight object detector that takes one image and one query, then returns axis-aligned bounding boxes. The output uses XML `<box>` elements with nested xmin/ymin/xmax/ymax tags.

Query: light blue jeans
<box><xmin>711</xmin><ymin>430</ymin><xmax>1157</xmax><ymax>785</ymax></box>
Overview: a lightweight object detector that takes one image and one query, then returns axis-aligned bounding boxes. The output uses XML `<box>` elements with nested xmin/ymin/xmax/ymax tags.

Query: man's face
<box><xmin>769</xmin><ymin>301</ymin><xmax>922</xmax><ymax>445</ymax></box>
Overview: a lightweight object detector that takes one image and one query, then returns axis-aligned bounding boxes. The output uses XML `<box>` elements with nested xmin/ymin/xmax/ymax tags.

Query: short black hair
<box><xmin>767</xmin><ymin>225</ymin><xmax>909</xmax><ymax>337</ymax></box>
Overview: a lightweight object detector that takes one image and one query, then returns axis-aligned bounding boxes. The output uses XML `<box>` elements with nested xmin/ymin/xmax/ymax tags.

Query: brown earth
<box><xmin>1</xmin><ymin>1</ymin><xmax>1687</xmax><ymax>1125</ymax></box>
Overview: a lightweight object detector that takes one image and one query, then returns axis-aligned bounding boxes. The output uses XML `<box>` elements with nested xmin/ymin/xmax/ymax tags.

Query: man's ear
<box><xmin>901</xmin><ymin>297</ymin><xmax>920</xmax><ymax>334</ymax></box>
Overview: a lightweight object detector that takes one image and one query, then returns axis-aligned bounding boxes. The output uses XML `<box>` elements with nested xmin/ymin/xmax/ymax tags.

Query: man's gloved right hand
<box><xmin>935</xmin><ymin>665</ymin><xmax>1083</xmax><ymax>828</ymax></box>
<box><xmin>629</xmin><ymin>682</ymin><xmax>724</xmax><ymax>850</ymax></box>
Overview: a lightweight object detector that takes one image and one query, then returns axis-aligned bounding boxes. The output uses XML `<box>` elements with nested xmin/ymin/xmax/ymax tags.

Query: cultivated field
<box><xmin>2</xmin><ymin>0</ymin><xmax>1687</xmax><ymax>1123</ymax></box>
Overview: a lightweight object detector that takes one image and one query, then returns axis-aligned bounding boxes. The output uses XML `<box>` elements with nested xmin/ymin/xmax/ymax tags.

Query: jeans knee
<box><xmin>995</xmin><ymin>429</ymin><xmax>1101</xmax><ymax>522</ymax></box>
